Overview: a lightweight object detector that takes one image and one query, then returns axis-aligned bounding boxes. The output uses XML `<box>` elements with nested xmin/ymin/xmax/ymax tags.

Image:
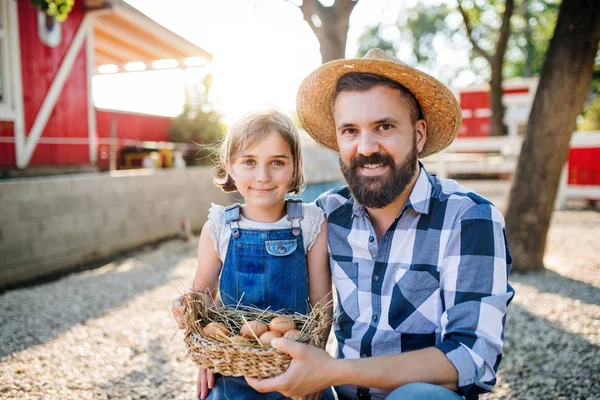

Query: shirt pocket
<box><xmin>264</xmin><ymin>239</ymin><xmax>298</xmax><ymax>256</ymax></box>
<box><xmin>388</xmin><ymin>266</ymin><xmax>439</xmax><ymax>334</ymax></box>
<box><xmin>331</xmin><ymin>261</ymin><xmax>360</xmax><ymax>321</ymax></box>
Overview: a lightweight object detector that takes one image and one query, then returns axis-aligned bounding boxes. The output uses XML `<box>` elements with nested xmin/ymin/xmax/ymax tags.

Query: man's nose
<box><xmin>357</xmin><ymin>131</ymin><xmax>379</xmax><ymax>156</ymax></box>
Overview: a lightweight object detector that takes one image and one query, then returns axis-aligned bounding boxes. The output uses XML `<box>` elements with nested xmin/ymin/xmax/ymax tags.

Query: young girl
<box><xmin>172</xmin><ymin>110</ymin><xmax>332</xmax><ymax>400</ymax></box>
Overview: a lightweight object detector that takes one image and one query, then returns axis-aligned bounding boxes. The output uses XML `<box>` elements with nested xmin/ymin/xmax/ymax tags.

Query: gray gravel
<box><xmin>1</xmin><ymin>210</ymin><xmax>599</xmax><ymax>399</ymax></box>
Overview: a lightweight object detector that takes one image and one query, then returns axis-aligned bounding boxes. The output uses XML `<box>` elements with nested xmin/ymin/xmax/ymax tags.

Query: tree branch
<box><xmin>456</xmin><ymin>0</ymin><xmax>492</xmax><ymax>64</ymax></box>
<box><xmin>494</xmin><ymin>0</ymin><xmax>515</xmax><ymax>67</ymax></box>
<box><xmin>299</xmin><ymin>0</ymin><xmax>325</xmax><ymax>34</ymax></box>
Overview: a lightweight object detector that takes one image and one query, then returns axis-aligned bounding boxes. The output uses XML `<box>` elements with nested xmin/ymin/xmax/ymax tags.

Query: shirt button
<box><xmin>374</xmin><ymin>275</ymin><xmax>380</xmax><ymax>282</ymax></box>
<box><xmin>372</xmin><ymin>314</ymin><xmax>378</xmax><ymax>322</ymax></box>
<box><xmin>361</xmin><ymin>353</ymin><xmax>368</xmax><ymax>358</ymax></box>
<box><xmin>369</xmin><ymin>236</ymin><xmax>374</xmax><ymax>243</ymax></box>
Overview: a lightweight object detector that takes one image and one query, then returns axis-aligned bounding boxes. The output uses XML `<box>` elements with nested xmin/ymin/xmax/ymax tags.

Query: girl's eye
<box><xmin>271</xmin><ymin>160</ymin><xmax>285</xmax><ymax>166</ymax></box>
<box><xmin>342</xmin><ymin>128</ymin><xmax>358</xmax><ymax>136</ymax></box>
<box><xmin>242</xmin><ymin>159</ymin><xmax>256</xmax><ymax>165</ymax></box>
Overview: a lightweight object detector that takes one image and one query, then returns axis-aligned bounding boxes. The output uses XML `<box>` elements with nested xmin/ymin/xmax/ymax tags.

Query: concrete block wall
<box><xmin>0</xmin><ymin>167</ymin><xmax>231</xmax><ymax>289</ymax></box>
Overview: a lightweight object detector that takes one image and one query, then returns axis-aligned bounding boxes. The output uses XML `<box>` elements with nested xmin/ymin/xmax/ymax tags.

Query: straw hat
<box><xmin>296</xmin><ymin>48</ymin><xmax>462</xmax><ymax>158</ymax></box>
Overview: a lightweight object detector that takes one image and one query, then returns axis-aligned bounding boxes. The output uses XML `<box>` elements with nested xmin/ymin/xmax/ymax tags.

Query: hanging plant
<box><xmin>30</xmin><ymin>0</ymin><xmax>74</xmax><ymax>22</ymax></box>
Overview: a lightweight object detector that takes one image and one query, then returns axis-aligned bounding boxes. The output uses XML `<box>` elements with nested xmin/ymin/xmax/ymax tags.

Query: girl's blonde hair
<box><xmin>214</xmin><ymin>110</ymin><xmax>305</xmax><ymax>195</ymax></box>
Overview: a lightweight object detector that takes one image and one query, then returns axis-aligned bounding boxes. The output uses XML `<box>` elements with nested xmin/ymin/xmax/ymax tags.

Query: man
<box><xmin>245</xmin><ymin>49</ymin><xmax>514</xmax><ymax>399</ymax></box>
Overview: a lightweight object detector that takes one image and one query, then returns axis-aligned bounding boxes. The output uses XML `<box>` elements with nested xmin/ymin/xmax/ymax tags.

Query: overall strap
<box><xmin>286</xmin><ymin>199</ymin><xmax>304</xmax><ymax>237</ymax></box>
<box><xmin>224</xmin><ymin>203</ymin><xmax>241</xmax><ymax>238</ymax></box>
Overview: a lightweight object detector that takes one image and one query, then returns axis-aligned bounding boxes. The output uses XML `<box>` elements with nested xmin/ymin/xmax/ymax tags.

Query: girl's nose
<box><xmin>255</xmin><ymin>165</ymin><xmax>271</xmax><ymax>182</ymax></box>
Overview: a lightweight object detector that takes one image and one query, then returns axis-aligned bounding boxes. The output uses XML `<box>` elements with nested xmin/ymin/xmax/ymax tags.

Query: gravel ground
<box><xmin>1</xmin><ymin>209</ymin><xmax>599</xmax><ymax>400</ymax></box>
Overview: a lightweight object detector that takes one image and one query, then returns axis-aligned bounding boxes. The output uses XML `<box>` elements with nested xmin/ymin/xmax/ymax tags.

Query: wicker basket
<box><xmin>183</xmin><ymin>291</ymin><xmax>330</xmax><ymax>378</ymax></box>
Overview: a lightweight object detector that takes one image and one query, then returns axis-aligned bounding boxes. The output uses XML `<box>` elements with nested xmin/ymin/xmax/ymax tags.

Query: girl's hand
<box><xmin>170</xmin><ymin>295</ymin><xmax>186</xmax><ymax>330</ymax></box>
<box><xmin>196</xmin><ymin>366</ymin><xmax>215</xmax><ymax>399</ymax></box>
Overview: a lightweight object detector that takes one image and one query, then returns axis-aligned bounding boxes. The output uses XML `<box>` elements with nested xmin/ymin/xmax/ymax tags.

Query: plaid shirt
<box><xmin>316</xmin><ymin>164</ymin><xmax>514</xmax><ymax>399</ymax></box>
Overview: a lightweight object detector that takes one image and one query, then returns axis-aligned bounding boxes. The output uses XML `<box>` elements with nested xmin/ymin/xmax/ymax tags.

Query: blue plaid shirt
<box><xmin>316</xmin><ymin>164</ymin><xmax>514</xmax><ymax>399</ymax></box>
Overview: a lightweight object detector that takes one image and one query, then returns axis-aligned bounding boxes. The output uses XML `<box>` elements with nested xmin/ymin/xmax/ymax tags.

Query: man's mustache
<box><xmin>349</xmin><ymin>153</ymin><xmax>395</xmax><ymax>170</ymax></box>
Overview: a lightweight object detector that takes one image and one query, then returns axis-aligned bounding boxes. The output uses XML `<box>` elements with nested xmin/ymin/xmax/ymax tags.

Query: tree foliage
<box><xmin>506</xmin><ymin>0</ymin><xmax>600</xmax><ymax>271</ymax></box>
<box><xmin>357</xmin><ymin>0</ymin><xmax>559</xmax><ymax>81</ymax></box>
<box><xmin>30</xmin><ymin>0</ymin><xmax>74</xmax><ymax>22</ymax></box>
<box><xmin>167</xmin><ymin>74</ymin><xmax>225</xmax><ymax>163</ymax></box>
<box><xmin>579</xmin><ymin>57</ymin><xmax>600</xmax><ymax>131</ymax></box>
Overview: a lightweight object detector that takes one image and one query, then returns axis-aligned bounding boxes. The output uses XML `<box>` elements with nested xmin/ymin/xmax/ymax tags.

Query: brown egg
<box><xmin>283</xmin><ymin>329</ymin><xmax>301</xmax><ymax>340</ymax></box>
<box><xmin>230</xmin><ymin>335</ymin><xmax>251</xmax><ymax>344</ymax></box>
<box><xmin>239</xmin><ymin>320</ymin><xmax>269</xmax><ymax>339</ymax></box>
<box><xmin>269</xmin><ymin>316</ymin><xmax>296</xmax><ymax>335</ymax></box>
<box><xmin>259</xmin><ymin>330</ymin><xmax>283</xmax><ymax>345</ymax></box>
<box><xmin>203</xmin><ymin>322</ymin><xmax>230</xmax><ymax>338</ymax></box>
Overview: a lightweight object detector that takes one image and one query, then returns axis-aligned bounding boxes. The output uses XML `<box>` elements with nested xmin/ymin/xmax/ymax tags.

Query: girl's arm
<box><xmin>191</xmin><ymin>221</ymin><xmax>223</xmax><ymax>400</ymax></box>
<box><xmin>306</xmin><ymin>220</ymin><xmax>332</xmax><ymax>340</ymax></box>
<box><xmin>192</xmin><ymin>221</ymin><xmax>223</xmax><ymax>296</ymax></box>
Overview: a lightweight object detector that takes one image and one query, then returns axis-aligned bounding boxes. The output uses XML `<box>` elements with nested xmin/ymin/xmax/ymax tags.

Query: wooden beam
<box><xmin>94</xmin><ymin>16</ymin><xmax>176</xmax><ymax>60</ymax></box>
<box><xmin>111</xmin><ymin>6</ymin><xmax>212</xmax><ymax>60</ymax></box>
<box><xmin>94</xmin><ymin>34</ymin><xmax>154</xmax><ymax>64</ymax></box>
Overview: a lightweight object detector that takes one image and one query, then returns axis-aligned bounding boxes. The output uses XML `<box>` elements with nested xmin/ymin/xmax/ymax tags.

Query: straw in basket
<box><xmin>183</xmin><ymin>291</ymin><xmax>331</xmax><ymax>379</ymax></box>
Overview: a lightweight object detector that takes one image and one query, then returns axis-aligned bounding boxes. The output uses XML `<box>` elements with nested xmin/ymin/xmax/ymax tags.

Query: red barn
<box><xmin>457</xmin><ymin>77</ymin><xmax>539</xmax><ymax>138</ymax></box>
<box><xmin>0</xmin><ymin>0</ymin><xmax>211</xmax><ymax>173</ymax></box>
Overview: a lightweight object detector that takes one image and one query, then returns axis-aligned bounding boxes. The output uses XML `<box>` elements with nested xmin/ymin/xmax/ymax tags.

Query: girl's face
<box><xmin>227</xmin><ymin>131</ymin><xmax>294</xmax><ymax>216</ymax></box>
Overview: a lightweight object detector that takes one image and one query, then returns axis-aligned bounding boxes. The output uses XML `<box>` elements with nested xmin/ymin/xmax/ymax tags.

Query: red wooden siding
<box><xmin>0</xmin><ymin>122</ymin><xmax>16</xmax><ymax>167</ymax></box>
<box><xmin>18</xmin><ymin>0</ymin><xmax>89</xmax><ymax>165</ymax></box>
<box><xmin>459</xmin><ymin>91</ymin><xmax>490</xmax><ymax>137</ymax></box>
<box><xmin>568</xmin><ymin>147</ymin><xmax>600</xmax><ymax>186</ymax></box>
<box><xmin>95</xmin><ymin>109</ymin><xmax>172</xmax><ymax>170</ymax></box>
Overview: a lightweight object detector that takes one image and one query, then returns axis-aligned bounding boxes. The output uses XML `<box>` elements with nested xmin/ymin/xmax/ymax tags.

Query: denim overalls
<box><xmin>206</xmin><ymin>199</ymin><xmax>309</xmax><ymax>400</ymax></box>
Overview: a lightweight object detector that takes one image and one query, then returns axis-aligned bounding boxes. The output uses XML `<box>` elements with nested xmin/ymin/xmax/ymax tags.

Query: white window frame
<box><xmin>0</xmin><ymin>0</ymin><xmax>22</xmax><ymax>123</ymax></box>
<box><xmin>0</xmin><ymin>0</ymin><xmax>13</xmax><ymax>119</ymax></box>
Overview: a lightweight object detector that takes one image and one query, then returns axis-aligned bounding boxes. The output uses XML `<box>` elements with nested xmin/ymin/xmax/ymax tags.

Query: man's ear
<box><xmin>415</xmin><ymin>119</ymin><xmax>427</xmax><ymax>153</ymax></box>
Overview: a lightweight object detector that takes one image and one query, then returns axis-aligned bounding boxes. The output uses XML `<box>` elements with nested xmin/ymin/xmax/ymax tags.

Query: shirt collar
<box><xmin>351</xmin><ymin>161</ymin><xmax>432</xmax><ymax>217</ymax></box>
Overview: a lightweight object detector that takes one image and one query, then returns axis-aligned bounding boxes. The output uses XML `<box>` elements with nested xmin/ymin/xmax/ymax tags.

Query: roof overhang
<box><xmin>87</xmin><ymin>0</ymin><xmax>212</xmax><ymax>74</ymax></box>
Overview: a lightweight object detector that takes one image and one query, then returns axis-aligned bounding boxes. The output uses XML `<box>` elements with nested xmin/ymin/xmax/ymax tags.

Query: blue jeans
<box><xmin>385</xmin><ymin>383</ymin><xmax>463</xmax><ymax>400</ymax></box>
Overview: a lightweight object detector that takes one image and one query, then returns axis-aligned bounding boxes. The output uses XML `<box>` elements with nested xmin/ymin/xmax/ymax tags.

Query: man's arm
<box><xmin>246</xmin><ymin>339</ymin><xmax>457</xmax><ymax>398</ymax></box>
<box><xmin>247</xmin><ymin>202</ymin><xmax>513</xmax><ymax>398</ymax></box>
<box><xmin>434</xmin><ymin>202</ymin><xmax>514</xmax><ymax>396</ymax></box>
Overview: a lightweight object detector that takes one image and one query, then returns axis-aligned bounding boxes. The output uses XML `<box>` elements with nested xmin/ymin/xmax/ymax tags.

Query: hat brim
<box><xmin>296</xmin><ymin>59</ymin><xmax>462</xmax><ymax>158</ymax></box>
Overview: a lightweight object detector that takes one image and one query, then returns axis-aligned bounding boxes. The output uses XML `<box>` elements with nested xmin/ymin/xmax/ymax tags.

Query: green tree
<box><xmin>506</xmin><ymin>0</ymin><xmax>600</xmax><ymax>271</ymax></box>
<box><xmin>168</xmin><ymin>74</ymin><xmax>225</xmax><ymax>164</ymax></box>
<box><xmin>357</xmin><ymin>0</ymin><xmax>560</xmax><ymax>135</ymax></box>
<box><xmin>579</xmin><ymin>57</ymin><xmax>600</xmax><ymax>130</ymax></box>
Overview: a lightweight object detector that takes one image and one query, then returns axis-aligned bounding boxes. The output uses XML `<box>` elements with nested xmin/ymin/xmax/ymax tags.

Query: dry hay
<box><xmin>183</xmin><ymin>290</ymin><xmax>332</xmax><ymax>378</ymax></box>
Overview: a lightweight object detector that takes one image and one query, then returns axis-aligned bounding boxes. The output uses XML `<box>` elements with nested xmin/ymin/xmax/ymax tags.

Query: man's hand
<box><xmin>196</xmin><ymin>366</ymin><xmax>215</xmax><ymax>399</ymax></box>
<box><xmin>170</xmin><ymin>295</ymin><xmax>186</xmax><ymax>330</ymax></box>
<box><xmin>245</xmin><ymin>338</ymin><xmax>336</xmax><ymax>398</ymax></box>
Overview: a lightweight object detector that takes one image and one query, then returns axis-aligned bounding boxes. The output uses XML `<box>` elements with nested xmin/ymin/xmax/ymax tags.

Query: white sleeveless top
<box><xmin>208</xmin><ymin>203</ymin><xmax>326</xmax><ymax>262</ymax></box>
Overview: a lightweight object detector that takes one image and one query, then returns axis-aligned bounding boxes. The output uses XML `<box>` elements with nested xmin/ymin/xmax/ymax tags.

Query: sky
<box><xmin>92</xmin><ymin>0</ymin><xmax>471</xmax><ymax>124</ymax></box>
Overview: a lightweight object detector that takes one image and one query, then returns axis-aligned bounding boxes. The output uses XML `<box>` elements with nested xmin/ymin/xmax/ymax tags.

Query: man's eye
<box><xmin>379</xmin><ymin>124</ymin><xmax>393</xmax><ymax>131</ymax></box>
<box><xmin>342</xmin><ymin>128</ymin><xmax>357</xmax><ymax>135</ymax></box>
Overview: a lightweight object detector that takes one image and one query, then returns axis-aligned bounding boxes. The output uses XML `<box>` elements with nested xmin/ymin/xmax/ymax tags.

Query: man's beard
<box><xmin>340</xmin><ymin>138</ymin><xmax>418</xmax><ymax>209</ymax></box>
